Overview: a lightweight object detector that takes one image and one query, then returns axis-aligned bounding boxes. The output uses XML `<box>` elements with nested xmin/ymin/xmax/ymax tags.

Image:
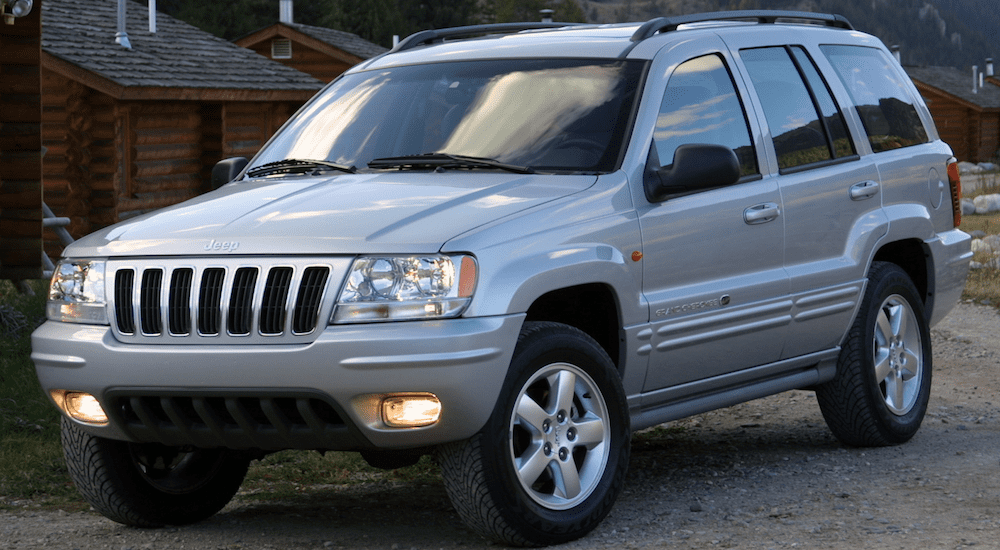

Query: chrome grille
<box><xmin>109</xmin><ymin>259</ymin><xmax>343</xmax><ymax>344</ymax></box>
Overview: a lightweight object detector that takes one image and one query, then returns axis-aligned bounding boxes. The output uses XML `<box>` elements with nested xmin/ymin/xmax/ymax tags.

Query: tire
<box><xmin>437</xmin><ymin>322</ymin><xmax>630</xmax><ymax>547</ymax></box>
<box><xmin>816</xmin><ymin>261</ymin><xmax>932</xmax><ymax>447</ymax></box>
<box><xmin>61</xmin><ymin>417</ymin><xmax>251</xmax><ymax>526</ymax></box>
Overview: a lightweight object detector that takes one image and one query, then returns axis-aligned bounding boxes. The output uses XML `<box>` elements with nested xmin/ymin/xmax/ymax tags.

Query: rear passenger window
<box><xmin>821</xmin><ymin>45</ymin><xmax>929</xmax><ymax>152</ymax></box>
<box><xmin>654</xmin><ymin>54</ymin><xmax>758</xmax><ymax>178</ymax></box>
<box><xmin>740</xmin><ymin>46</ymin><xmax>854</xmax><ymax>171</ymax></box>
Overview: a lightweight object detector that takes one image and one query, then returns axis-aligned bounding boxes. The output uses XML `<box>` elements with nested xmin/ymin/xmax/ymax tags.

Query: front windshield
<box><xmin>250</xmin><ymin>59</ymin><xmax>645</xmax><ymax>174</ymax></box>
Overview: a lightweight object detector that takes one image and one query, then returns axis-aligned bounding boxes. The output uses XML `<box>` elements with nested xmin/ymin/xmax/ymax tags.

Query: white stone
<box><xmin>972</xmin><ymin>193</ymin><xmax>1000</xmax><ymax>214</ymax></box>
<box><xmin>959</xmin><ymin>161</ymin><xmax>983</xmax><ymax>174</ymax></box>
<box><xmin>971</xmin><ymin>235</ymin><xmax>1000</xmax><ymax>255</ymax></box>
<box><xmin>961</xmin><ymin>198</ymin><xmax>977</xmax><ymax>216</ymax></box>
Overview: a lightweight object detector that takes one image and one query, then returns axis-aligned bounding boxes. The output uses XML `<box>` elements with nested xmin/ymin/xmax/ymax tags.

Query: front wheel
<box><xmin>61</xmin><ymin>417</ymin><xmax>251</xmax><ymax>526</ymax></box>
<box><xmin>437</xmin><ymin>322</ymin><xmax>630</xmax><ymax>546</ymax></box>
<box><xmin>816</xmin><ymin>261</ymin><xmax>933</xmax><ymax>447</ymax></box>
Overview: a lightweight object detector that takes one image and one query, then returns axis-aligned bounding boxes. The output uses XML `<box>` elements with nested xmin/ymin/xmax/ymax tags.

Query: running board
<box><xmin>629</xmin><ymin>348</ymin><xmax>839</xmax><ymax>432</ymax></box>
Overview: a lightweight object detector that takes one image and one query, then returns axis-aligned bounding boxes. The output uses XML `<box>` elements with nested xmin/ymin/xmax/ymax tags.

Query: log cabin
<box><xmin>905</xmin><ymin>65</ymin><xmax>1000</xmax><ymax>164</ymax></box>
<box><xmin>37</xmin><ymin>0</ymin><xmax>325</xmax><ymax>253</ymax></box>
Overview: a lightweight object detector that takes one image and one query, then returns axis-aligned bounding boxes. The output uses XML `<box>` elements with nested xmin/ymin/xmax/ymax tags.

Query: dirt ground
<box><xmin>2</xmin><ymin>302</ymin><xmax>997</xmax><ymax>550</ymax></box>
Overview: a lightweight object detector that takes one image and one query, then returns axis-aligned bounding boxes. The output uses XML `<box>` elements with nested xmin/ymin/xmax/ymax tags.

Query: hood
<box><xmin>66</xmin><ymin>172</ymin><xmax>597</xmax><ymax>257</ymax></box>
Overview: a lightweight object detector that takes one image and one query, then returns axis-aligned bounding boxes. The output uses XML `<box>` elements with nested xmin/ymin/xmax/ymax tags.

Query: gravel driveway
<box><xmin>3</xmin><ymin>302</ymin><xmax>997</xmax><ymax>549</ymax></box>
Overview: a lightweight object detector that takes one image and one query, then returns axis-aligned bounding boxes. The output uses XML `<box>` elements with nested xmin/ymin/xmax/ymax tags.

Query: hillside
<box><xmin>577</xmin><ymin>0</ymin><xmax>998</xmax><ymax>69</ymax></box>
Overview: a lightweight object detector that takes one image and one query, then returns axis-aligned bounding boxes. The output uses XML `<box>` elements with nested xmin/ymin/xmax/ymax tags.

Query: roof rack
<box><xmin>631</xmin><ymin>10</ymin><xmax>854</xmax><ymax>42</ymax></box>
<box><xmin>391</xmin><ymin>22</ymin><xmax>584</xmax><ymax>53</ymax></box>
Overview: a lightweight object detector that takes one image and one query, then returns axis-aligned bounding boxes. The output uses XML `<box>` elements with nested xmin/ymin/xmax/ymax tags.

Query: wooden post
<box><xmin>0</xmin><ymin>0</ymin><xmax>43</xmax><ymax>281</ymax></box>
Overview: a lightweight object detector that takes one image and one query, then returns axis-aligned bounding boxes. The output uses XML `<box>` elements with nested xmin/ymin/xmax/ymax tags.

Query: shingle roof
<box><xmin>41</xmin><ymin>0</ymin><xmax>322</xmax><ymax>92</ymax></box>
<box><xmin>281</xmin><ymin>23</ymin><xmax>388</xmax><ymax>60</ymax></box>
<box><xmin>905</xmin><ymin>65</ymin><xmax>1000</xmax><ymax>110</ymax></box>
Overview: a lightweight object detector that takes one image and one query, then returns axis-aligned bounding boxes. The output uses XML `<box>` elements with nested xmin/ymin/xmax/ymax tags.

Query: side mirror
<box><xmin>210</xmin><ymin>157</ymin><xmax>249</xmax><ymax>190</ymax></box>
<box><xmin>645</xmin><ymin>144</ymin><xmax>740</xmax><ymax>202</ymax></box>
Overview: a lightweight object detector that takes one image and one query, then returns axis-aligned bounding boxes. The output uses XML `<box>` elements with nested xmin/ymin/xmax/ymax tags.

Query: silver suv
<box><xmin>33</xmin><ymin>11</ymin><xmax>972</xmax><ymax>546</ymax></box>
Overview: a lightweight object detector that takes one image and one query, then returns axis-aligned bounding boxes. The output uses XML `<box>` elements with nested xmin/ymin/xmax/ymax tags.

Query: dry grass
<box><xmin>0</xmin><ymin>280</ymin><xmax>79</xmax><ymax>508</ymax></box>
<box><xmin>960</xmin><ymin>171</ymin><xmax>1000</xmax><ymax>307</ymax></box>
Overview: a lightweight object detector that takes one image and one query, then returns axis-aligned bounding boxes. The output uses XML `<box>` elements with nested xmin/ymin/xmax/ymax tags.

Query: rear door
<box><xmin>729</xmin><ymin>36</ymin><xmax>887</xmax><ymax>359</ymax></box>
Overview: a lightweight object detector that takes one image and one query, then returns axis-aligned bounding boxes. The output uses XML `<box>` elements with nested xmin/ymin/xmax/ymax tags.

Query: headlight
<box><xmin>46</xmin><ymin>259</ymin><xmax>109</xmax><ymax>325</ymax></box>
<box><xmin>333</xmin><ymin>255</ymin><xmax>477</xmax><ymax>323</ymax></box>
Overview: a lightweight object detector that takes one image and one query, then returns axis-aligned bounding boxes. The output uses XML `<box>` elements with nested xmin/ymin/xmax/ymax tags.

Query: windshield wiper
<box><xmin>368</xmin><ymin>153</ymin><xmax>534</xmax><ymax>174</ymax></box>
<box><xmin>246</xmin><ymin>159</ymin><xmax>356</xmax><ymax>178</ymax></box>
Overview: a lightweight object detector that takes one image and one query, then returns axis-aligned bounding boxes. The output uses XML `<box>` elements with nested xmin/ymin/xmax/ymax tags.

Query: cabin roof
<box><xmin>41</xmin><ymin>0</ymin><xmax>323</xmax><ymax>96</ymax></box>
<box><xmin>905</xmin><ymin>65</ymin><xmax>1000</xmax><ymax>110</ymax></box>
<box><xmin>280</xmin><ymin>22</ymin><xmax>388</xmax><ymax>60</ymax></box>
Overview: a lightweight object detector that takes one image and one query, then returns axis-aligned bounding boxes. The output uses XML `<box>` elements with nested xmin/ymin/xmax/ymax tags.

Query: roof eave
<box><xmin>911</xmin><ymin>78</ymin><xmax>997</xmax><ymax>112</ymax></box>
<box><xmin>41</xmin><ymin>51</ymin><xmax>319</xmax><ymax>102</ymax></box>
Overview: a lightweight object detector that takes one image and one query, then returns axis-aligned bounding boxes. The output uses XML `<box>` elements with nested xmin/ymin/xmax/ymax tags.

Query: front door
<box><xmin>637</xmin><ymin>48</ymin><xmax>790</xmax><ymax>392</ymax></box>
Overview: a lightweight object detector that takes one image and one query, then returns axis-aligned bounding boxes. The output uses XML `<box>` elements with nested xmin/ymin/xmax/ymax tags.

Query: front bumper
<box><xmin>32</xmin><ymin>314</ymin><xmax>523</xmax><ymax>451</ymax></box>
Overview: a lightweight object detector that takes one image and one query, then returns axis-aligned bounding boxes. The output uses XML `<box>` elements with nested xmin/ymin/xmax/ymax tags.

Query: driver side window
<box><xmin>654</xmin><ymin>54</ymin><xmax>758</xmax><ymax>178</ymax></box>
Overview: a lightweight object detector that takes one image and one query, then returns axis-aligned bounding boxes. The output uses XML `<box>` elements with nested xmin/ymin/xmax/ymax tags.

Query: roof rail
<box><xmin>391</xmin><ymin>22</ymin><xmax>584</xmax><ymax>53</ymax></box>
<box><xmin>631</xmin><ymin>10</ymin><xmax>854</xmax><ymax>42</ymax></box>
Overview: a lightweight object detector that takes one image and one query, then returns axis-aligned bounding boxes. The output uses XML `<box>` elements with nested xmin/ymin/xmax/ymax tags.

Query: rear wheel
<box><xmin>816</xmin><ymin>262</ymin><xmax>932</xmax><ymax>446</ymax></box>
<box><xmin>61</xmin><ymin>417</ymin><xmax>250</xmax><ymax>526</ymax></box>
<box><xmin>437</xmin><ymin>322</ymin><xmax>629</xmax><ymax>546</ymax></box>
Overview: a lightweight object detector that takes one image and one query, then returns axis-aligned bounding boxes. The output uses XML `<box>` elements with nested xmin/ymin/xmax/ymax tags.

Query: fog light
<box><xmin>382</xmin><ymin>394</ymin><xmax>441</xmax><ymax>428</ymax></box>
<box><xmin>51</xmin><ymin>390</ymin><xmax>108</xmax><ymax>425</ymax></box>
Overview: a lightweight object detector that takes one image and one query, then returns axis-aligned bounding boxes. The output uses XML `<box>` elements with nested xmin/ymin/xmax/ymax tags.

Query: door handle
<box><xmin>850</xmin><ymin>180</ymin><xmax>880</xmax><ymax>201</ymax></box>
<box><xmin>744</xmin><ymin>202</ymin><xmax>780</xmax><ymax>225</ymax></box>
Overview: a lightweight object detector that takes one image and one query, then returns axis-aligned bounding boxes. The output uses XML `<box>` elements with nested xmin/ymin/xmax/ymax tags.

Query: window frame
<box><xmin>650</xmin><ymin>52</ymin><xmax>761</xmax><ymax>185</ymax></box>
<box><xmin>739</xmin><ymin>45</ymin><xmax>859</xmax><ymax>175</ymax></box>
<box><xmin>819</xmin><ymin>44</ymin><xmax>931</xmax><ymax>154</ymax></box>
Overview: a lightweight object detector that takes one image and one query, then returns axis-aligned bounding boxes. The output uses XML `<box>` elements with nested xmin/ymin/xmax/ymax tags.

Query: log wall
<box><xmin>41</xmin><ymin>77</ymin><xmax>303</xmax><ymax>252</ymax></box>
<box><xmin>920</xmin><ymin>89</ymin><xmax>973</xmax><ymax>162</ymax></box>
<box><xmin>919</xmin><ymin>87</ymin><xmax>1000</xmax><ymax>163</ymax></box>
<box><xmin>0</xmin><ymin>4</ymin><xmax>43</xmax><ymax>281</ymax></box>
<box><xmin>245</xmin><ymin>40</ymin><xmax>353</xmax><ymax>83</ymax></box>
<box><xmin>976</xmin><ymin>112</ymin><xmax>999</xmax><ymax>162</ymax></box>
<box><xmin>121</xmin><ymin>102</ymin><xmax>204</xmax><ymax>220</ymax></box>
<box><xmin>222</xmin><ymin>102</ymin><xmax>295</xmax><ymax>161</ymax></box>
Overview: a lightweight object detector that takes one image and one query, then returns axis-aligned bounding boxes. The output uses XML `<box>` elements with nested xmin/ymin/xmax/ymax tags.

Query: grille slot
<box><xmin>260</xmin><ymin>267</ymin><xmax>293</xmax><ymax>335</ymax></box>
<box><xmin>168</xmin><ymin>268</ymin><xmax>193</xmax><ymax>335</ymax></box>
<box><xmin>294</xmin><ymin>267</ymin><xmax>330</xmax><ymax>334</ymax></box>
<box><xmin>115</xmin><ymin>270</ymin><xmax>135</xmax><ymax>334</ymax></box>
<box><xmin>227</xmin><ymin>267</ymin><xmax>259</xmax><ymax>336</ymax></box>
<box><xmin>139</xmin><ymin>269</ymin><xmax>163</xmax><ymax>335</ymax></box>
<box><xmin>110</xmin><ymin>260</ymin><xmax>335</xmax><ymax>343</ymax></box>
<box><xmin>198</xmin><ymin>268</ymin><xmax>226</xmax><ymax>336</ymax></box>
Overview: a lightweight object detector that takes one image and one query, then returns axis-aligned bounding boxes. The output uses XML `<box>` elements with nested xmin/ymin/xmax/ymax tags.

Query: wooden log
<box><xmin>133</xmin><ymin>159</ymin><xmax>203</xmax><ymax>180</ymax></box>
<box><xmin>134</xmin><ymin>142</ymin><xmax>201</xmax><ymax>161</ymax></box>
<box><xmin>134</xmin><ymin>128</ymin><xmax>201</xmax><ymax>146</ymax></box>
<box><xmin>131</xmin><ymin>172</ymin><xmax>202</xmax><ymax>193</ymax></box>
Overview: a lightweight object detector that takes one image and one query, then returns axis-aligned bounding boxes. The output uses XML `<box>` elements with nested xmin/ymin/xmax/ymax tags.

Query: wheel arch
<box><xmin>871</xmin><ymin>237</ymin><xmax>931</xmax><ymax>312</ymax></box>
<box><xmin>524</xmin><ymin>283</ymin><xmax>624</xmax><ymax>372</ymax></box>
<box><xmin>460</xmin><ymin>241</ymin><xmax>641</xmax><ymax>375</ymax></box>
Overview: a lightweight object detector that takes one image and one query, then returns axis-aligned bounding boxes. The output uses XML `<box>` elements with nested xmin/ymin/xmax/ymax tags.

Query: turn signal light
<box><xmin>946</xmin><ymin>157</ymin><xmax>962</xmax><ymax>228</ymax></box>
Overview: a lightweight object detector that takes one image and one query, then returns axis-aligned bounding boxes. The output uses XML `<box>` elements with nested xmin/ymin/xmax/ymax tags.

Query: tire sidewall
<box><xmin>476</xmin><ymin>322</ymin><xmax>630</xmax><ymax>543</ymax></box>
<box><xmin>61</xmin><ymin>418</ymin><xmax>250</xmax><ymax>526</ymax></box>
